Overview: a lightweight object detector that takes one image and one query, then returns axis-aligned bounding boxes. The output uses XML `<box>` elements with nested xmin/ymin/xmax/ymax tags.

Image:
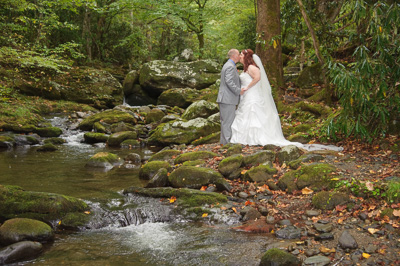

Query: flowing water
<box><xmin>0</xmin><ymin>115</ymin><xmax>273</xmax><ymax>265</ymax></box>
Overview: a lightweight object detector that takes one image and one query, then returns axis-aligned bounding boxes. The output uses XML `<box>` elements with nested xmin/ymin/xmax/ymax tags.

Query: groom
<box><xmin>217</xmin><ymin>49</ymin><xmax>242</xmax><ymax>145</ymax></box>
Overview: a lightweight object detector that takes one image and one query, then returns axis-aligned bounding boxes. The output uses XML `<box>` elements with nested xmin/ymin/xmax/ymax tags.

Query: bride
<box><xmin>230</xmin><ymin>49</ymin><xmax>342</xmax><ymax>152</ymax></box>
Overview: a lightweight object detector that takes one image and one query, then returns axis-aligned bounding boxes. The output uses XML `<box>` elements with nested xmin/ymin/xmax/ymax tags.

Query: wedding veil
<box><xmin>252</xmin><ymin>54</ymin><xmax>281</xmax><ymax>125</ymax></box>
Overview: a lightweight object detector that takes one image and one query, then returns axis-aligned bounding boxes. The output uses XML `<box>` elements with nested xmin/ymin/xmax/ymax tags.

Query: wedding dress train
<box><xmin>230</xmin><ymin>55</ymin><xmax>342</xmax><ymax>152</ymax></box>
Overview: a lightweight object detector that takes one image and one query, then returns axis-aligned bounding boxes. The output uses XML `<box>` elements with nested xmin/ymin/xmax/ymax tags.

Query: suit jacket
<box><xmin>217</xmin><ymin>60</ymin><xmax>241</xmax><ymax>105</ymax></box>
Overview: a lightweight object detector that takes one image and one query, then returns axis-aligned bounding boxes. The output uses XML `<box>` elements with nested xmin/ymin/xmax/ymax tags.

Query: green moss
<box><xmin>139</xmin><ymin>161</ymin><xmax>171</xmax><ymax>180</ymax></box>
<box><xmin>0</xmin><ymin>185</ymin><xmax>88</xmax><ymax>223</ymax></box>
<box><xmin>121</xmin><ymin>139</ymin><xmax>140</xmax><ymax>148</ymax></box>
<box><xmin>107</xmin><ymin>131</ymin><xmax>137</xmax><ymax>147</ymax></box>
<box><xmin>168</xmin><ymin>166</ymin><xmax>223</xmax><ymax>189</ymax></box>
<box><xmin>148</xmin><ymin>149</ymin><xmax>182</xmax><ymax>162</ymax></box>
<box><xmin>182</xmin><ymin>159</ymin><xmax>206</xmax><ymax>166</ymax></box>
<box><xmin>191</xmin><ymin>132</ymin><xmax>220</xmax><ymax>145</ymax></box>
<box><xmin>36</xmin><ymin>143</ymin><xmax>58</xmax><ymax>152</ymax></box>
<box><xmin>83</xmin><ymin>132</ymin><xmax>109</xmax><ymax>144</ymax></box>
<box><xmin>260</xmin><ymin>248</ymin><xmax>300</xmax><ymax>266</ymax></box>
<box><xmin>60</xmin><ymin>212</ymin><xmax>91</xmax><ymax>229</ymax></box>
<box><xmin>174</xmin><ymin>151</ymin><xmax>218</xmax><ymax>164</ymax></box>
<box><xmin>218</xmin><ymin>154</ymin><xmax>243</xmax><ymax>176</ymax></box>
<box><xmin>243</xmin><ymin>151</ymin><xmax>276</xmax><ymax>167</ymax></box>
<box><xmin>295</xmin><ymin>101</ymin><xmax>332</xmax><ymax>118</ymax></box>
<box><xmin>43</xmin><ymin>137</ymin><xmax>66</xmax><ymax>145</ymax></box>
<box><xmin>312</xmin><ymin>191</ymin><xmax>350</xmax><ymax>210</ymax></box>
<box><xmin>244</xmin><ymin>165</ymin><xmax>278</xmax><ymax>183</ymax></box>
<box><xmin>78</xmin><ymin>109</ymin><xmax>137</xmax><ymax>131</ymax></box>
<box><xmin>34</xmin><ymin>127</ymin><xmax>63</xmax><ymax>137</ymax></box>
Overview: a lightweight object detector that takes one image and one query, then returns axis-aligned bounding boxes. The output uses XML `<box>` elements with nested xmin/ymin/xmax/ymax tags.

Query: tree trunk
<box><xmin>296</xmin><ymin>0</ymin><xmax>332</xmax><ymax>104</ymax></box>
<box><xmin>197</xmin><ymin>24</ymin><xmax>204</xmax><ymax>59</ymax></box>
<box><xmin>255</xmin><ymin>0</ymin><xmax>284</xmax><ymax>95</ymax></box>
<box><xmin>82</xmin><ymin>6</ymin><xmax>92</xmax><ymax>61</ymax></box>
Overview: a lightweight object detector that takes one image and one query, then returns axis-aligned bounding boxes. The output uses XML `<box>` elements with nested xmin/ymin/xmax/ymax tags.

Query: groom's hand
<box><xmin>240</xmin><ymin>88</ymin><xmax>245</xmax><ymax>95</ymax></box>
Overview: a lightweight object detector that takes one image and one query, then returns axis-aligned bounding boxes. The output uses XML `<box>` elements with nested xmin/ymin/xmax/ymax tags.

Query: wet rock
<box><xmin>0</xmin><ymin>241</ymin><xmax>42</xmax><ymax>264</ymax></box>
<box><xmin>148</xmin><ymin>149</ymin><xmax>181</xmax><ymax>163</ymax></box>
<box><xmin>0</xmin><ymin>135</ymin><xmax>14</xmax><ymax>149</ymax></box>
<box><xmin>139</xmin><ymin>161</ymin><xmax>171</xmax><ymax>180</ymax></box>
<box><xmin>125</xmin><ymin>153</ymin><xmax>142</xmax><ymax>164</ymax></box>
<box><xmin>146</xmin><ymin>108</ymin><xmax>165</xmax><ymax>123</ymax></box>
<box><xmin>34</xmin><ymin>126</ymin><xmax>63</xmax><ymax>137</ymax></box>
<box><xmin>259</xmin><ymin>248</ymin><xmax>300</xmax><ymax>266</ymax></box>
<box><xmin>43</xmin><ymin>137</ymin><xmax>65</xmax><ymax>145</ymax></box>
<box><xmin>174</xmin><ymin>150</ymin><xmax>218</xmax><ymax>164</ymax></box>
<box><xmin>338</xmin><ymin>230</ymin><xmax>358</xmax><ymax>249</ymax></box>
<box><xmin>242</xmin><ymin>207</ymin><xmax>262</xmax><ymax>221</ymax></box>
<box><xmin>0</xmin><ymin>218</ymin><xmax>54</xmax><ymax>245</ymax></box>
<box><xmin>181</xmin><ymin>100</ymin><xmax>219</xmax><ymax>120</ymax></box>
<box><xmin>275</xmin><ymin>226</ymin><xmax>302</xmax><ymax>239</ymax></box>
<box><xmin>83</xmin><ymin>132</ymin><xmax>109</xmax><ymax>144</ymax></box>
<box><xmin>36</xmin><ymin>143</ymin><xmax>58</xmax><ymax>152</ymax></box>
<box><xmin>303</xmin><ymin>255</ymin><xmax>331</xmax><ymax>266</ymax></box>
<box><xmin>78</xmin><ymin>109</ymin><xmax>137</xmax><ymax>131</ymax></box>
<box><xmin>277</xmin><ymin>145</ymin><xmax>302</xmax><ymax>164</ymax></box>
<box><xmin>168</xmin><ymin>166</ymin><xmax>224</xmax><ymax>189</ymax></box>
<box><xmin>107</xmin><ymin>131</ymin><xmax>138</xmax><ymax>147</ymax></box>
<box><xmin>146</xmin><ymin>168</ymin><xmax>169</xmax><ymax>188</ymax></box>
<box><xmin>148</xmin><ymin>117</ymin><xmax>219</xmax><ymax>146</ymax></box>
<box><xmin>85</xmin><ymin>152</ymin><xmax>123</xmax><ymax>169</ymax></box>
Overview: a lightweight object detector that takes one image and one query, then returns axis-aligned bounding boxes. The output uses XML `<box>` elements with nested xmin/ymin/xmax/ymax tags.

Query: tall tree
<box><xmin>255</xmin><ymin>0</ymin><xmax>284</xmax><ymax>94</ymax></box>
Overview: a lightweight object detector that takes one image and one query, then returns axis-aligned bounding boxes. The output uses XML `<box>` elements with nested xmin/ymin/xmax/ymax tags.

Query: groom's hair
<box><xmin>227</xmin><ymin>49</ymin><xmax>238</xmax><ymax>58</ymax></box>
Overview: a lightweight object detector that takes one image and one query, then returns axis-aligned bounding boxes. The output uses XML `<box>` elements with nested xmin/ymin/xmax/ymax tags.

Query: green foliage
<box><xmin>386</xmin><ymin>181</ymin><xmax>400</xmax><ymax>203</ymax></box>
<box><xmin>326</xmin><ymin>2</ymin><xmax>400</xmax><ymax>141</ymax></box>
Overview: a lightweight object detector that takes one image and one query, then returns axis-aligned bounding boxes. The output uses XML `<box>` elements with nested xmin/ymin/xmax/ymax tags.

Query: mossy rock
<box><xmin>78</xmin><ymin>109</ymin><xmax>137</xmax><ymax>131</ymax></box>
<box><xmin>85</xmin><ymin>152</ymin><xmax>123</xmax><ymax>169</ymax></box>
<box><xmin>43</xmin><ymin>137</ymin><xmax>66</xmax><ymax>145</ymax></box>
<box><xmin>181</xmin><ymin>100</ymin><xmax>219</xmax><ymax>120</ymax></box>
<box><xmin>0</xmin><ymin>218</ymin><xmax>54</xmax><ymax>245</ymax></box>
<box><xmin>244</xmin><ymin>165</ymin><xmax>278</xmax><ymax>183</ymax></box>
<box><xmin>157</xmin><ymin>88</ymin><xmax>201</xmax><ymax>108</ymax></box>
<box><xmin>59</xmin><ymin>212</ymin><xmax>91</xmax><ymax>229</ymax></box>
<box><xmin>123</xmin><ymin>187</ymin><xmax>227</xmax><ymax>208</ymax></box>
<box><xmin>174</xmin><ymin>151</ymin><xmax>218</xmax><ymax>164</ymax></box>
<box><xmin>225</xmin><ymin>144</ymin><xmax>243</xmax><ymax>157</ymax></box>
<box><xmin>287</xmin><ymin>133</ymin><xmax>311</xmax><ymax>144</ymax></box>
<box><xmin>277</xmin><ymin>163</ymin><xmax>337</xmax><ymax>193</ymax></box>
<box><xmin>148</xmin><ymin>149</ymin><xmax>182</xmax><ymax>162</ymax></box>
<box><xmin>121</xmin><ymin>139</ymin><xmax>140</xmax><ymax>148</ymax></box>
<box><xmin>260</xmin><ymin>248</ymin><xmax>300</xmax><ymax>266</ymax></box>
<box><xmin>146</xmin><ymin>168</ymin><xmax>169</xmax><ymax>188</ymax></box>
<box><xmin>110</xmin><ymin>121</ymin><xmax>136</xmax><ymax>133</ymax></box>
<box><xmin>191</xmin><ymin>131</ymin><xmax>220</xmax><ymax>145</ymax></box>
<box><xmin>148</xmin><ymin>118</ymin><xmax>220</xmax><ymax>146</ymax></box>
<box><xmin>139</xmin><ymin>161</ymin><xmax>172</xmax><ymax>180</ymax></box>
<box><xmin>288</xmin><ymin>154</ymin><xmax>325</xmax><ymax>169</ymax></box>
<box><xmin>218</xmin><ymin>154</ymin><xmax>243</xmax><ymax>178</ymax></box>
<box><xmin>107</xmin><ymin>131</ymin><xmax>137</xmax><ymax>147</ymax></box>
<box><xmin>1</xmin><ymin>124</ymin><xmax>37</xmax><ymax>134</ymax></box>
<box><xmin>312</xmin><ymin>191</ymin><xmax>350</xmax><ymax>210</ymax></box>
<box><xmin>243</xmin><ymin>151</ymin><xmax>276</xmax><ymax>167</ymax></box>
<box><xmin>295</xmin><ymin>63</ymin><xmax>323</xmax><ymax>89</ymax></box>
<box><xmin>0</xmin><ymin>135</ymin><xmax>15</xmax><ymax>149</ymax></box>
<box><xmin>36</xmin><ymin>143</ymin><xmax>58</xmax><ymax>152</ymax></box>
<box><xmin>93</xmin><ymin>121</ymin><xmax>108</xmax><ymax>133</ymax></box>
<box><xmin>277</xmin><ymin>145</ymin><xmax>302</xmax><ymax>164</ymax></box>
<box><xmin>168</xmin><ymin>166</ymin><xmax>224</xmax><ymax>189</ymax></box>
<box><xmin>146</xmin><ymin>108</ymin><xmax>165</xmax><ymax>123</ymax></box>
<box><xmin>0</xmin><ymin>185</ymin><xmax>88</xmax><ymax>223</ymax></box>
<box><xmin>295</xmin><ymin>101</ymin><xmax>332</xmax><ymax>118</ymax></box>
<box><xmin>182</xmin><ymin>159</ymin><xmax>207</xmax><ymax>167</ymax></box>
<box><xmin>83</xmin><ymin>132</ymin><xmax>109</xmax><ymax>144</ymax></box>
<box><xmin>34</xmin><ymin>127</ymin><xmax>62</xmax><ymax>137</ymax></box>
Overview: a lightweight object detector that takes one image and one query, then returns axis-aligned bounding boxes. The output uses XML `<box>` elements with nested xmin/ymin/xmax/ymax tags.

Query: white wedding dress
<box><xmin>230</xmin><ymin>54</ymin><xmax>343</xmax><ymax>152</ymax></box>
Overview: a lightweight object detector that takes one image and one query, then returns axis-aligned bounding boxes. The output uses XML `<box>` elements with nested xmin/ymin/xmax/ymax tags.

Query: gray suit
<box><xmin>217</xmin><ymin>60</ymin><xmax>241</xmax><ymax>145</ymax></box>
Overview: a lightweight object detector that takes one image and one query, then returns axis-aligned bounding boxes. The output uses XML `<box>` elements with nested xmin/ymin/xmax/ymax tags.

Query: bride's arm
<box><xmin>243</xmin><ymin>65</ymin><xmax>261</xmax><ymax>91</ymax></box>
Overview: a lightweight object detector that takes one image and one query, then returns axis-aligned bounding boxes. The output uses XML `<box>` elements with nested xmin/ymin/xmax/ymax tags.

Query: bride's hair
<box><xmin>241</xmin><ymin>49</ymin><xmax>259</xmax><ymax>72</ymax></box>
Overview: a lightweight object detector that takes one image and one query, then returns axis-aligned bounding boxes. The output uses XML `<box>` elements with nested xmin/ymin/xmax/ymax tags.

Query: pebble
<box><xmin>338</xmin><ymin>230</ymin><xmax>358</xmax><ymax>249</ymax></box>
<box><xmin>303</xmin><ymin>255</ymin><xmax>331</xmax><ymax>266</ymax></box>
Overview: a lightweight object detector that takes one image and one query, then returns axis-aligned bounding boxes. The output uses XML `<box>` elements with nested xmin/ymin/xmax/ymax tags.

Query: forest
<box><xmin>0</xmin><ymin>0</ymin><xmax>399</xmax><ymax>141</ymax></box>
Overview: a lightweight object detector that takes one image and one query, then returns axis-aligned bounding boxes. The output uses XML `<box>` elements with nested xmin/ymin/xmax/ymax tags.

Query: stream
<box><xmin>0</xmin><ymin>115</ymin><xmax>275</xmax><ymax>265</ymax></box>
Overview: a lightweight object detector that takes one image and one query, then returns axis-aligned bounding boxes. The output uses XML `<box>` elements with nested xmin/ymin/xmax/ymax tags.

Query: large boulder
<box><xmin>107</xmin><ymin>131</ymin><xmax>138</xmax><ymax>147</ymax></box>
<box><xmin>0</xmin><ymin>218</ymin><xmax>54</xmax><ymax>245</ymax></box>
<box><xmin>18</xmin><ymin>67</ymin><xmax>123</xmax><ymax>109</ymax></box>
<box><xmin>122</xmin><ymin>70</ymin><xmax>139</xmax><ymax>96</ymax></box>
<box><xmin>0</xmin><ymin>241</ymin><xmax>43</xmax><ymax>264</ymax></box>
<box><xmin>85</xmin><ymin>152</ymin><xmax>124</xmax><ymax>169</ymax></box>
<box><xmin>78</xmin><ymin>109</ymin><xmax>137</xmax><ymax>131</ymax></box>
<box><xmin>181</xmin><ymin>100</ymin><xmax>219</xmax><ymax>120</ymax></box>
<box><xmin>260</xmin><ymin>248</ymin><xmax>300</xmax><ymax>266</ymax></box>
<box><xmin>174</xmin><ymin>151</ymin><xmax>218</xmax><ymax>164</ymax></box>
<box><xmin>0</xmin><ymin>185</ymin><xmax>88</xmax><ymax>224</ymax></box>
<box><xmin>139</xmin><ymin>60</ymin><xmax>220</xmax><ymax>97</ymax></box>
<box><xmin>168</xmin><ymin>166</ymin><xmax>228</xmax><ymax>190</ymax></box>
<box><xmin>157</xmin><ymin>88</ymin><xmax>201</xmax><ymax>108</ymax></box>
<box><xmin>148</xmin><ymin>117</ymin><xmax>220</xmax><ymax>146</ymax></box>
<box><xmin>139</xmin><ymin>161</ymin><xmax>172</xmax><ymax>180</ymax></box>
<box><xmin>295</xmin><ymin>63</ymin><xmax>323</xmax><ymax>89</ymax></box>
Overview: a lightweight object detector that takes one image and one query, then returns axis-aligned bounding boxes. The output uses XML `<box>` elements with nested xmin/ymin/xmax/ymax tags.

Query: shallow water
<box><xmin>0</xmin><ymin>116</ymin><xmax>272</xmax><ymax>265</ymax></box>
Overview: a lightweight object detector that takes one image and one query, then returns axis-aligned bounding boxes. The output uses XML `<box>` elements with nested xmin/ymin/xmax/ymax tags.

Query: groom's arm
<box><xmin>224</xmin><ymin>65</ymin><xmax>241</xmax><ymax>96</ymax></box>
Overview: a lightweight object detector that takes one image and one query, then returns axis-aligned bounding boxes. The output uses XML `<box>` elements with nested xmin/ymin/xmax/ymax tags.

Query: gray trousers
<box><xmin>218</xmin><ymin>103</ymin><xmax>236</xmax><ymax>145</ymax></box>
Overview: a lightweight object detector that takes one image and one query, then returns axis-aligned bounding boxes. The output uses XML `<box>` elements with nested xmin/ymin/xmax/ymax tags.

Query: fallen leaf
<box><xmin>200</xmin><ymin>186</ymin><xmax>207</xmax><ymax>191</ymax></box>
<box><xmin>362</xmin><ymin>253</ymin><xmax>371</xmax><ymax>259</ymax></box>
<box><xmin>84</xmin><ymin>211</ymin><xmax>91</xmax><ymax>214</ymax></box>
<box><xmin>393</xmin><ymin>209</ymin><xmax>400</xmax><ymax>217</ymax></box>
<box><xmin>320</xmin><ymin>246</ymin><xmax>335</xmax><ymax>253</ymax></box>
<box><xmin>302</xmin><ymin>187</ymin><xmax>314</xmax><ymax>195</ymax></box>
<box><xmin>169</xmin><ymin>196</ymin><xmax>177</xmax><ymax>203</ymax></box>
<box><xmin>368</xmin><ymin>228</ymin><xmax>380</xmax><ymax>234</ymax></box>
<box><xmin>232</xmin><ymin>207</ymin><xmax>238</xmax><ymax>213</ymax></box>
<box><xmin>365</xmin><ymin>181</ymin><xmax>374</xmax><ymax>191</ymax></box>
<box><xmin>202</xmin><ymin>213</ymin><xmax>208</xmax><ymax>218</ymax></box>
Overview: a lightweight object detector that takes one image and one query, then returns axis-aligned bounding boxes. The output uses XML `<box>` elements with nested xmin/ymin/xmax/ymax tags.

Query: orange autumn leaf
<box><xmin>232</xmin><ymin>207</ymin><xmax>238</xmax><ymax>213</ymax></box>
<box><xmin>200</xmin><ymin>186</ymin><xmax>207</xmax><ymax>191</ymax></box>
<box><xmin>202</xmin><ymin>213</ymin><xmax>208</xmax><ymax>218</ymax></box>
<box><xmin>301</xmin><ymin>187</ymin><xmax>313</xmax><ymax>195</ymax></box>
<box><xmin>393</xmin><ymin>209</ymin><xmax>400</xmax><ymax>217</ymax></box>
<box><xmin>362</xmin><ymin>253</ymin><xmax>371</xmax><ymax>259</ymax></box>
<box><xmin>169</xmin><ymin>196</ymin><xmax>177</xmax><ymax>203</ymax></box>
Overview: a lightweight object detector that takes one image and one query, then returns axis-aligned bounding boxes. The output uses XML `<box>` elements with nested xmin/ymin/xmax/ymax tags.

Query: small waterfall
<box><xmin>47</xmin><ymin>115</ymin><xmax>91</xmax><ymax>147</ymax></box>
